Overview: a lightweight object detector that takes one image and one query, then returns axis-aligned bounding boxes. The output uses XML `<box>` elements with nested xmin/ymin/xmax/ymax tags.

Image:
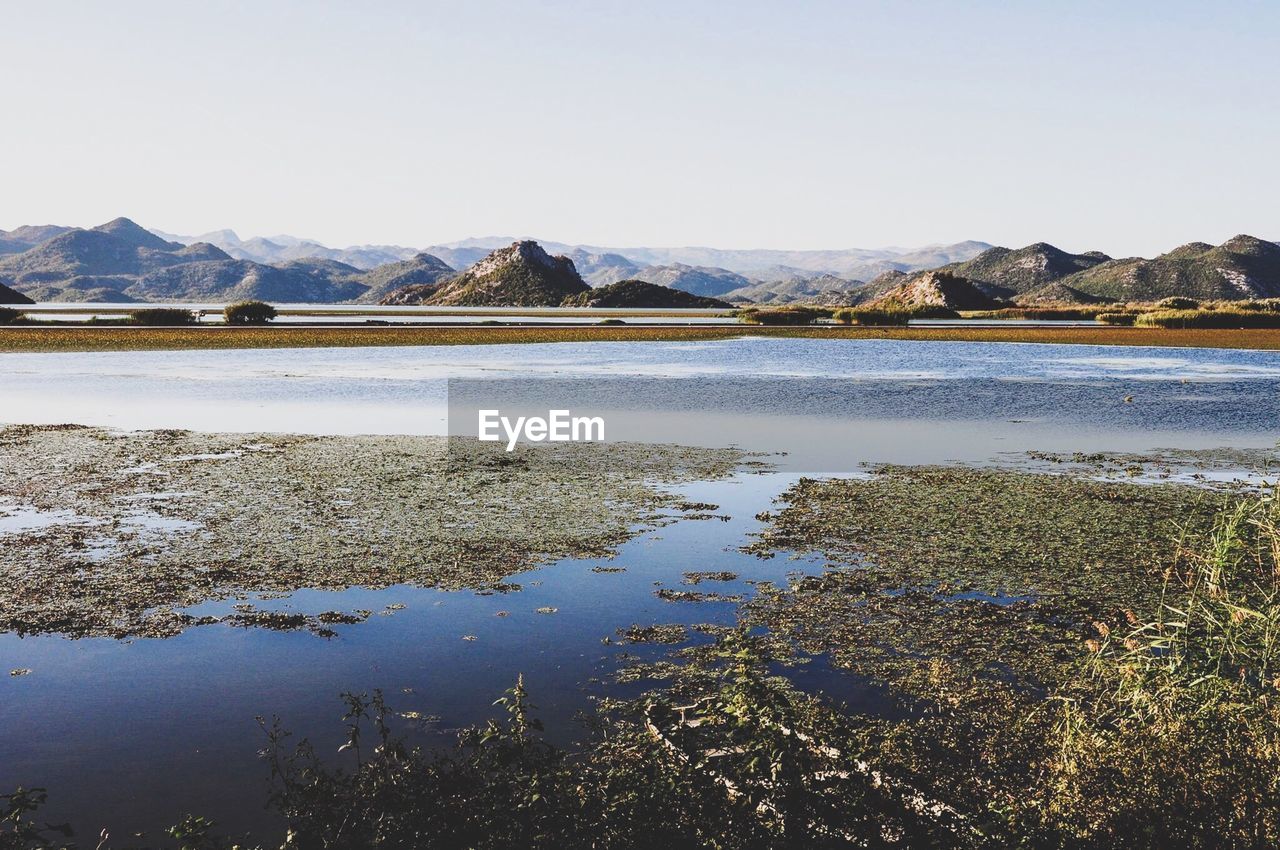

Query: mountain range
<box><xmin>2</xmin><ymin>217</ymin><xmax>1278</xmax><ymax>306</ymax></box>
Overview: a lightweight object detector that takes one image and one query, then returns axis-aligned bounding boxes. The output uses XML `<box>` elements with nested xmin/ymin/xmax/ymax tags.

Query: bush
<box><xmin>832</xmin><ymin>307</ymin><xmax>913</xmax><ymax>326</ymax></box>
<box><xmin>223</xmin><ymin>301</ymin><xmax>277</xmax><ymax>325</ymax></box>
<box><xmin>1135</xmin><ymin>309</ymin><xmax>1280</xmax><ymax>329</ymax></box>
<box><xmin>738</xmin><ymin>306</ymin><xmax>825</xmax><ymax>325</ymax></box>
<box><xmin>1155</xmin><ymin>296</ymin><xmax>1202</xmax><ymax>310</ymax></box>
<box><xmin>597</xmin><ymin>318</ymin><xmax>626</xmax><ymax>325</ymax></box>
<box><xmin>0</xmin><ymin>307</ymin><xmax>23</xmax><ymax>325</ymax></box>
<box><xmin>1096</xmin><ymin>311</ymin><xmax>1137</xmax><ymax>326</ymax></box>
<box><xmin>129</xmin><ymin>308</ymin><xmax>197</xmax><ymax>326</ymax></box>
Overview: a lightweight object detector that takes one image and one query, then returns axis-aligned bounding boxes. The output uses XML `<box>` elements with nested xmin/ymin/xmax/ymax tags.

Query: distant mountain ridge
<box><xmin>4</xmin><ymin>217</ymin><xmax>1279</xmax><ymax>305</ymax></box>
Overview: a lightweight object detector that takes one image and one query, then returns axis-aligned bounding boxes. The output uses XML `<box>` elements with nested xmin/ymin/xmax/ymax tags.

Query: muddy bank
<box><xmin>0</xmin><ymin>425</ymin><xmax>743</xmax><ymax>638</ymax></box>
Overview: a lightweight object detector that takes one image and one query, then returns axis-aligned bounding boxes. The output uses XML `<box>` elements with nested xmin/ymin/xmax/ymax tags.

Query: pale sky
<box><xmin>2</xmin><ymin>0</ymin><xmax>1276</xmax><ymax>256</ymax></box>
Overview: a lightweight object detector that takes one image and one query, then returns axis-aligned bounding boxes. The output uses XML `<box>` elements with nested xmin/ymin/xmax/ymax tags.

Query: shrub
<box><xmin>832</xmin><ymin>307</ymin><xmax>913</xmax><ymax>326</ymax></box>
<box><xmin>1155</xmin><ymin>296</ymin><xmax>1202</xmax><ymax>310</ymax></box>
<box><xmin>129</xmin><ymin>308</ymin><xmax>197</xmax><ymax>326</ymax></box>
<box><xmin>223</xmin><ymin>301</ymin><xmax>277</xmax><ymax>325</ymax></box>
<box><xmin>1096</xmin><ymin>311</ymin><xmax>1137</xmax><ymax>326</ymax></box>
<box><xmin>1135</xmin><ymin>309</ymin><xmax>1280</xmax><ymax>329</ymax></box>
<box><xmin>597</xmin><ymin>318</ymin><xmax>626</xmax><ymax>325</ymax></box>
<box><xmin>738</xmin><ymin>306</ymin><xmax>825</xmax><ymax>325</ymax></box>
<box><xmin>0</xmin><ymin>307</ymin><xmax>23</xmax><ymax>325</ymax></box>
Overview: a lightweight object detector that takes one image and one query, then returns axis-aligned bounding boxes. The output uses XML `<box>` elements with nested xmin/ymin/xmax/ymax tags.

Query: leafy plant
<box><xmin>223</xmin><ymin>302</ymin><xmax>276</xmax><ymax>325</ymax></box>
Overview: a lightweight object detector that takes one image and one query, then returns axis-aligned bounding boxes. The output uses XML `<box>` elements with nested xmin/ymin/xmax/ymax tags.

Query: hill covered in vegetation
<box><xmin>561</xmin><ymin>279</ymin><xmax>731</xmax><ymax>308</ymax></box>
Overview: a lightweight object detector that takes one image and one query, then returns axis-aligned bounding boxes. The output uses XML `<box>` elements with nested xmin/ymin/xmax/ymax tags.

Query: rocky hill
<box><xmin>628</xmin><ymin>263</ymin><xmax>750</xmax><ymax>297</ymax></box>
<box><xmin>1056</xmin><ymin>235</ymin><xmax>1280</xmax><ymax>302</ymax></box>
<box><xmin>562</xmin><ymin>250</ymin><xmax>642</xmax><ymax>286</ymax></box>
<box><xmin>135</xmin><ymin>259</ymin><xmax>369</xmax><ymax>302</ymax></box>
<box><xmin>720</xmin><ymin>273</ymin><xmax>864</xmax><ymax>305</ymax></box>
<box><xmin>943</xmin><ymin>243</ymin><xmax>1111</xmax><ymax>297</ymax></box>
<box><xmin>1013</xmin><ymin>282</ymin><xmax>1113</xmax><ymax>305</ymax></box>
<box><xmin>560</xmin><ymin>280</ymin><xmax>731</xmax><ymax>308</ymax></box>
<box><xmin>0</xmin><ymin>281</ymin><xmax>33</xmax><ymax>304</ymax></box>
<box><xmin>352</xmin><ymin>253</ymin><xmax>455</xmax><ymax>304</ymax></box>
<box><xmin>389</xmin><ymin>241</ymin><xmax>589</xmax><ymax>307</ymax></box>
<box><xmin>865</xmin><ymin>270</ymin><xmax>1001</xmax><ymax>311</ymax></box>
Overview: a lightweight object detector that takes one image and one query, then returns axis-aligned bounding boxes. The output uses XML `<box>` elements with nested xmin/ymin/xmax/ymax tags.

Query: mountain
<box><xmin>562</xmin><ymin>250</ymin><xmax>642</xmax><ymax>287</ymax></box>
<box><xmin>560</xmin><ymin>280</ymin><xmax>732</xmax><ymax>308</ymax></box>
<box><xmin>423</xmin><ymin>238</ymin><xmax>993</xmax><ymax>279</ymax></box>
<box><xmin>1013</xmin><ymin>282</ymin><xmax>1113</xmax><ymax>305</ymax></box>
<box><xmin>720</xmin><ymin>273</ymin><xmax>864</xmax><ymax>305</ymax></box>
<box><xmin>157</xmin><ymin>229</ymin><xmax>420</xmax><ymax>270</ymax></box>
<box><xmin>628</xmin><ymin>263</ymin><xmax>751</xmax><ymax>297</ymax></box>
<box><xmin>353</xmin><ymin>253</ymin><xmax>455</xmax><ymax>304</ymax></box>
<box><xmin>390</xmin><ymin>241</ymin><xmax>589</xmax><ymax>307</ymax></box>
<box><xmin>865</xmin><ymin>270</ymin><xmax>1001</xmax><ymax>311</ymax></box>
<box><xmin>0</xmin><ymin>226</ymin><xmax>222</xmax><ymax>286</ymax></box>
<box><xmin>93</xmin><ymin>217</ymin><xmax>181</xmax><ymax>251</ymax></box>
<box><xmin>1056</xmin><ymin>235</ymin><xmax>1280</xmax><ymax>302</ymax></box>
<box><xmin>943</xmin><ymin>243</ymin><xmax>1112</xmax><ymax>296</ymax></box>
<box><xmin>0</xmin><ymin>281</ymin><xmax>34</xmax><ymax>304</ymax></box>
<box><xmin>133</xmin><ymin>259</ymin><xmax>369</xmax><ymax>302</ymax></box>
<box><xmin>0</xmin><ymin>224</ymin><xmax>75</xmax><ymax>255</ymax></box>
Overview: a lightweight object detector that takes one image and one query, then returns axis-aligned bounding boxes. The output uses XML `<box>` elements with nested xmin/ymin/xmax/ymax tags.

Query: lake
<box><xmin>2</xmin><ymin>337</ymin><xmax>1278</xmax><ymax>840</ymax></box>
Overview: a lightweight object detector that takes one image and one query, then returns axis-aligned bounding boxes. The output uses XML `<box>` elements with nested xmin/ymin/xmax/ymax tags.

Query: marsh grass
<box><xmin>738</xmin><ymin>306</ymin><xmax>829</xmax><ymax>325</ymax></box>
<box><xmin>1136</xmin><ymin>308</ymin><xmax>1280</xmax><ymax>329</ymax></box>
<box><xmin>8</xmin><ymin>484</ymin><xmax>1280</xmax><ymax>848</ymax></box>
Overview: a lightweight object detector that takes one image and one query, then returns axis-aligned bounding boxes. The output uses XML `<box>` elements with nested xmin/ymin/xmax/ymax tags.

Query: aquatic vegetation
<box><xmin>222</xmin><ymin>300</ymin><xmax>277</xmax><ymax>325</ymax></box>
<box><xmin>5</xmin><ymin>324</ymin><xmax>1280</xmax><ymax>351</ymax></box>
<box><xmin>831</xmin><ymin>307</ymin><xmax>913</xmax><ymax>325</ymax></box>
<box><xmin>0</xmin><ymin>308</ymin><xmax>22</xmax><ymax>325</ymax></box>
<box><xmin>1095</xmin><ymin>311</ymin><xmax>1137</xmax><ymax>325</ymax></box>
<box><xmin>0</xmin><ymin>426</ymin><xmax>742</xmax><ymax>638</ymax></box>
<box><xmin>1135</xmin><ymin>308</ymin><xmax>1280</xmax><ymax>329</ymax></box>
<box><xmin>128</xmin><ymin>307</ymin><xmax>198</xmax><ymax>326</ymax></box>
<box><xmin>737</xmin><ymin>306</ymin><xmax>828</xmax><ymax>325</ymax></box>
<box><xmin>681</xmin><ymin>571</ymin><xmax>738</xmax><ymax>585</ymax></box>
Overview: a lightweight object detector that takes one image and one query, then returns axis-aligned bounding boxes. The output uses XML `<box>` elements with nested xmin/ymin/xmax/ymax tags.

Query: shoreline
<box><xmin>6</xmin><ymin>323</ymin><xmax>1280</xmax><ymax>352</ymax></box>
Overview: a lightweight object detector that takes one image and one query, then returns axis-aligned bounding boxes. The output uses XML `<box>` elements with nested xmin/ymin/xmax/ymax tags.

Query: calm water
<box><xmin>2</xmin><ymin>337</ymin><xmax>1278</xmax><ymax>840</ymax></box>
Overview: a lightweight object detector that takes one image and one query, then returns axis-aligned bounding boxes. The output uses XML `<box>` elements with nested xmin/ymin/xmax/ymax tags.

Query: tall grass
<box><xmin>1136</xmin><ymin>309</ymin><xmax>1280</xmax><ymax>329</ymax></box>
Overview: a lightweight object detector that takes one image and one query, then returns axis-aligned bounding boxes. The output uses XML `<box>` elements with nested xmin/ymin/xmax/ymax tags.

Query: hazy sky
<box><xmin>2</xmin><ymin>0</ymin><xmax>1276</xmax><ymax>255</ymax></box>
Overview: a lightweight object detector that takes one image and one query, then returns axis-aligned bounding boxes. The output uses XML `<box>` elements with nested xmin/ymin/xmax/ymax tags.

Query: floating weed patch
<box><xmin>0</xmin><ymin>426</ymin><xmax>742</xmax><ymax>638</ymax></box>
<box><xmin>655</xmin><ymin>588</ymin><xmax>744</xmax><ymax>603</ymax></box>
<box><xmin>740</xmin><ymin>465</ymin><xmax>1231</xmax><ymax>699</ymax></box>
<box><xmin>681</xmin><ymin>570</ymin><xmax>738</xmax><ymax>585</ymax></box>
<box><xmin>614</xmin><ymin>624</ymin><xmax>689</xmax><ymax>644</ymax></box>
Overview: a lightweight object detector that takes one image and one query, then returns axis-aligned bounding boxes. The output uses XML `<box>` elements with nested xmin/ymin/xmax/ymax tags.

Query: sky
<box><xmin>1</xmin><ymin>0</ymin><xmax>1276</xmax><ymax>256</ymax></box>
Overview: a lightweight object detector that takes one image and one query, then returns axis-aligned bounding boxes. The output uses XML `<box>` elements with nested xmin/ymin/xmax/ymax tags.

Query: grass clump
<box><xmin>129</xmin><ymin>307</ymin><xmax>198</xmax><ymax>326</ymax></box>
<box><xmin>832</xmin><ymin>307</ymin><xmax>912</xmax><ymax>326</ymax></box>
<box><xmin>0</xmin><ymin>308</ymin><xmax>23</xmax><ymax>325</ymax></box>
<box><xmin>223</xmin><ymin>301</ymin><xmax>277</xmax><ymax>325</ymax></box>
<box><xmin>1096</xmin><ymin>311</ymin><xmax>1138</xmax><ymax>326</ymax></box>
<box><xmin>1135</xmin><ymin>309</ymin><xmax>1280</xmax><ymax>329</ymax></box>
<box><xmin>738</xmin><ymin>306</ymin><xmax>827</xmax><ymax>325</ymax></box>
<box><xmin>968</xmin><ymin>306</ymin><xmax>1106</xmax><ymax>320</ymax></box>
